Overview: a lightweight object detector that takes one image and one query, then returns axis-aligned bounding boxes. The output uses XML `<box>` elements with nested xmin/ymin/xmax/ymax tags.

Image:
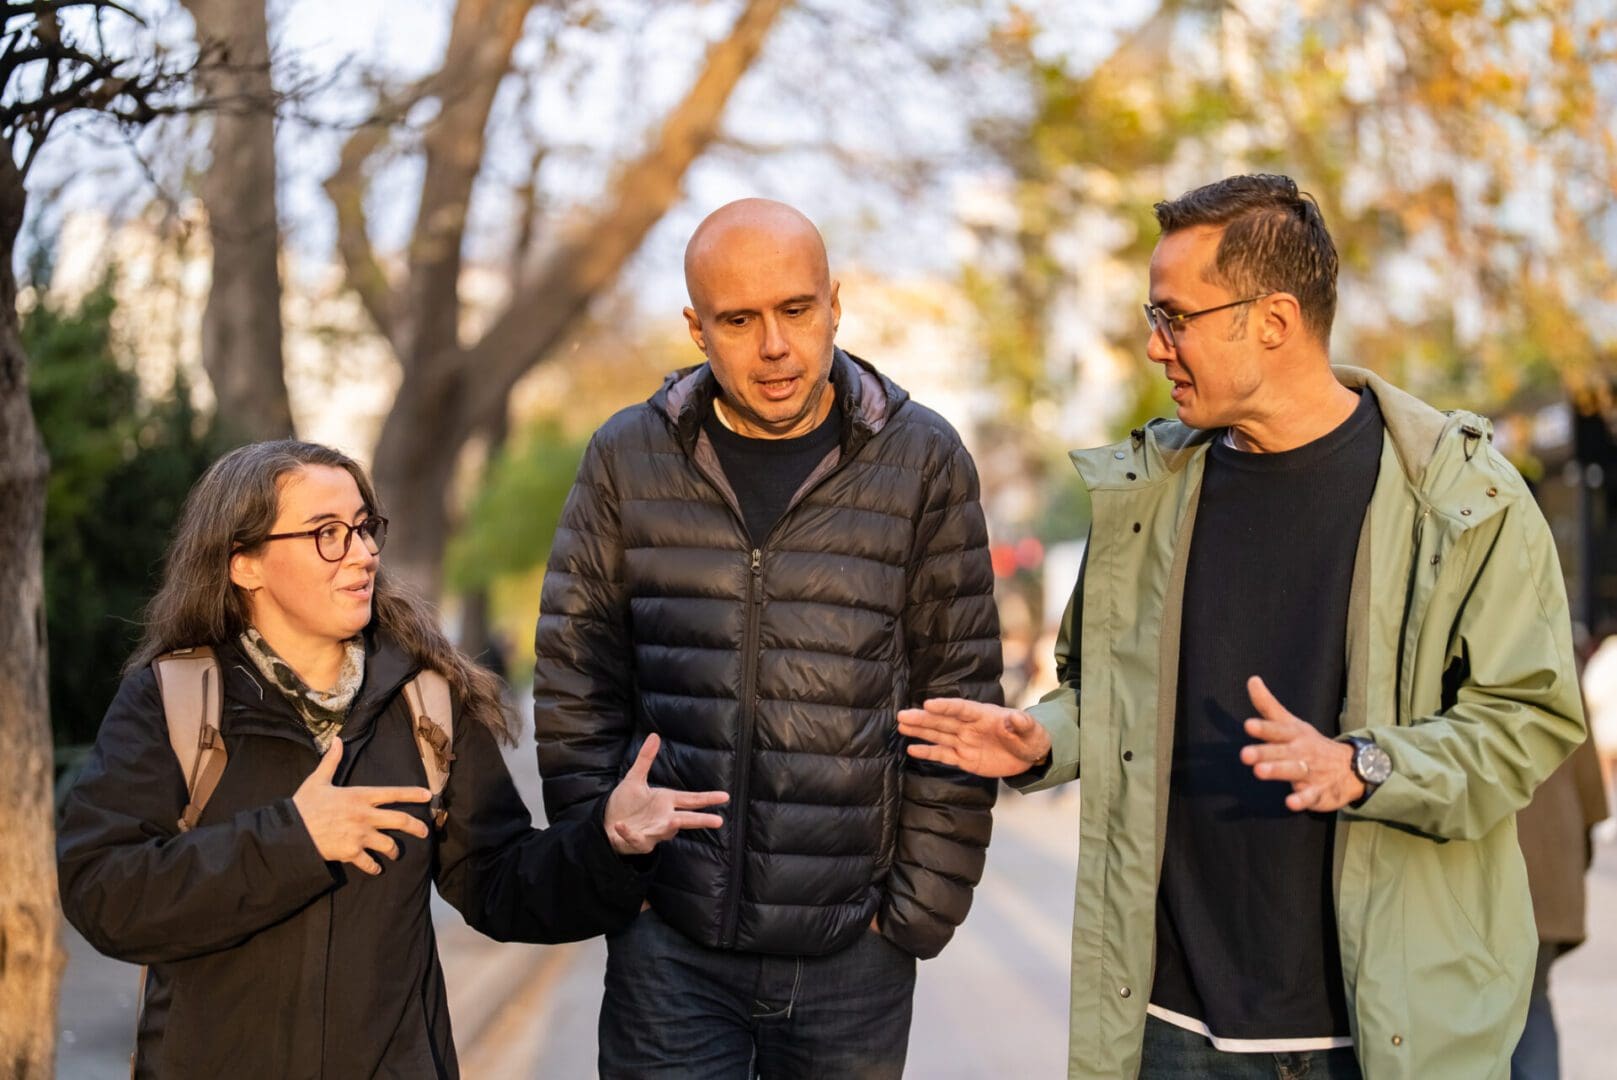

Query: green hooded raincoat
<box><xmin>1022</xmin><ymin>368</ymin><xmax>1587</xmax><ymax>1079</ymax></box>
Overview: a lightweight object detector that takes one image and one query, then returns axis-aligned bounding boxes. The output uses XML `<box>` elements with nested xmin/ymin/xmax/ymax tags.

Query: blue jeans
<box><xmin>1511</xmin><ymin>942</ymin><xmax>1560</xmax><ymax>1079</ymax></box>
<box><xmin>1139</xmin><ymin>1015</ymin><xmax>1363</xmax><ymax>1080</ymax></box>
<box><xmin>598</xmin><ymin>907</ymin><xmax>917</xmax><ymax>1079</ymax></box>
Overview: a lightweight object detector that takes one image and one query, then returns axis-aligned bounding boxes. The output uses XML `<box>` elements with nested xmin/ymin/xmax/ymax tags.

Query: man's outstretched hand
<box><xmin>1239</xmin><ymin>676</ymin><xmax>1364</xmax><ymax>813</ymax></box>
<box><xmin>604</xmin><ymin>734</ymin><xmax>729</xmax><ymax>855</ymax></box>
<box><xmin>897</xmin><ymin>698</ymin><xmax>1052</xmax><ymax>778</ymax></box>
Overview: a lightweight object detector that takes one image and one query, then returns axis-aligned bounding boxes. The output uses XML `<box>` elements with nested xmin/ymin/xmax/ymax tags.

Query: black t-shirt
<box><xmin>703</xmin><ymin>403</ymin><xmax>840</xmax><ymax>547</ymax></box>
<box><xmin>1150</xmin><ymin>389</ymin><xmax>1383</xmax><ymax>1046</ymax></box>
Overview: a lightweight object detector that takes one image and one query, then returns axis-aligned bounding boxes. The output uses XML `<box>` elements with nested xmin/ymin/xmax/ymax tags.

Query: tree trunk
<box><xmin>364</xmin><ymin>0</ymin><xmax>791</xmax><ymax>599</ymax></box>
<box><xmin>182</xmin><ymin>0</ymin><xmax>293</xmax><ymax>442</ymax></box>
<box><xmin>373</xmin><ymin>428</ymin><xmax>464</xmax><ymax>598</ymax></box>
<box><xmin>0</xmin><ymin>155</ymin><xmax>63</xmax><ymax>1080</ymax></box>
<box><xmin>455</xmin><ymin>406</ymin><xmax>511</xmax><ymax>667</ymax></box>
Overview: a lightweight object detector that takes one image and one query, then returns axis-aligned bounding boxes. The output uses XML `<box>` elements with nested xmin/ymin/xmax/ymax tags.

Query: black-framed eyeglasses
<box><xmin>1143</xmin><ymin>294</ymin><xmax>1271</xmax><ymax>349</ymax></box>
<box><xmin>260</xmin><ymin>517</ymin><xmax>389</xmax><ymax>563</ymax></box>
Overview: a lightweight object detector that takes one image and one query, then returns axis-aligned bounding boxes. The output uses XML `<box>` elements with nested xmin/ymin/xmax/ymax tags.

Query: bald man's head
<box><xmin>681</xmin><ymin>199</ymin><xmax>841</xmax><ymax>439</ymax></box>
<box><xmin>684</xmin><ymin>198</ymin><xmax>831</xmax><ymax>312</ymax></box>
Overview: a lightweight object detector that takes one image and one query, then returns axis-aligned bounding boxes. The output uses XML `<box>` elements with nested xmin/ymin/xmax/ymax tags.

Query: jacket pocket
<box><xmin>1400</xmin><ymin>838</ymin><xmax>1504</xmax><ymax>983</ymax></box>
<box><xmin>1392</xmin><ymin>831</ymin><xmax>1531</xmax><ymax>1065</ymax></box>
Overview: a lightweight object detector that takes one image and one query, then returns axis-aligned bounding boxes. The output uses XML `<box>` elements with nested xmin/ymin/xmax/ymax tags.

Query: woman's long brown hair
<box><xmin>127</xmin><ymin>440</ymin><xmax>513</xmax><ymax>743</ymax></box>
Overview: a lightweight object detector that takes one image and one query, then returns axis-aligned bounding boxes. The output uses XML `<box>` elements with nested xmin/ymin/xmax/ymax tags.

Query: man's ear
<box><xmin>682</xmin><ymin>306</ymin><xmax>707</xmax><ymax>355</ymax></box>
<box><xmin>229</xmin><ymin>549</ymin><xmax>263</xmax><ymax>594</ymax></box>
<box><xmin>1259</xmin><ymin>292</ymin><xmax>1302</xmax><ymax>349</ymax></box>
<box><xmin>829</xmin><ymin>280</ymin><xmax>841</xmax><ymax>335</ymax></box>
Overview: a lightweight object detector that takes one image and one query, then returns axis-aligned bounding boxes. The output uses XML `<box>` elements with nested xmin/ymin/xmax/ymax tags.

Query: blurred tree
<box><xmin>180</xmin><ymin>0</ymin><xmax>294</xmax><ymax>442</ymax></box>
<box><xmin>308</xmin><ymin>0</ymin><xmax>1006</xmax><ymax>601</ymax></box>
<box><xmin>23</xmin><ymin>283</ymin><xmax>136</xmax><ymax>742</ymax></box>
<box><xmin>0</xmin><ymin>3</ymin><xmax>204</xmax><ymax>1071</ymax></box>
<box><xmin>972</xmin><ymin>0</ymin><xmax>1617</xmax><ymax>480</ymax></box>
<box><xmin>446</xmin><ymin>419</ymin><xmax>586</xmax><ymax>675</ymax></box>
<box><xmin>448</xmin><ymin>317</ymin><xmax>689</xmax><ymax>678</ymax></box>
<box><xmin>326</xmin><ymin>0</ymin><xmax>793</xmax><ymax>599</ymax></box>
<box><xmin>27</xmin><ymin>279</ymin><xmax>225</xmax><ymax>748</ymax></box>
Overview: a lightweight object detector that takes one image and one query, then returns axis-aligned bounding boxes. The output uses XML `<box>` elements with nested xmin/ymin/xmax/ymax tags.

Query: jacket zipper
<box><xmin>722</xmin><ymin>546</ymin><xmax>765</xmax><ymax>946</ymax></box>
<box><xmin>683</xmin><ymin>419</ymin><xmax>850</xmax><ymax>947</ymax></box>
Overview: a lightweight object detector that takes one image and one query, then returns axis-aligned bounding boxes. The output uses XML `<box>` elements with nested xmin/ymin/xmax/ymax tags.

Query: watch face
<box><xmin>1356</xmin><ymin>742</ymin><xmax>1393</xmax><ymax>785</ymax></box>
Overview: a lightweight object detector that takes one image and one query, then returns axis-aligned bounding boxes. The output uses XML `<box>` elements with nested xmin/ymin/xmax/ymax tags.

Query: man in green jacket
<box><xmin>899</xmin><ymin>174</ymin><xmax>1587</xmax><ymax>1079</ymax></box>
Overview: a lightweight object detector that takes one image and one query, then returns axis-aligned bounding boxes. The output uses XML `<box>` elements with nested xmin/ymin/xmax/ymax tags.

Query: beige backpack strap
<box><xmin>403</xmin><ymin>670</ymin><xmax>454</xmax><ymax>827</ymax></box>
<box><xmin>138</xmin><ymin>647</ymin><xmax>223</xmax><ymax>1073</ymax></box>
<box><xmin>152</xmin><ymin>646</ymin><xmax>226</xmax><ymax>833</ymax></box>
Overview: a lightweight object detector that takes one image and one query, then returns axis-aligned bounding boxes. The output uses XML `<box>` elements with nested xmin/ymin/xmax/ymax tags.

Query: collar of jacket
<box><xmin>218</xmin><ymin>628</ymin><xmax>422</xmax><ymax>747</ymax></box>
<box><xmin>652</xmin><ymin>348</ymin><xmax>910</xmax><ymax>458</ymax></box>
<box><xmin>1070</xmin><ymin>364</ymin><xmax>1508</xmax><ymax>522</ymax></box>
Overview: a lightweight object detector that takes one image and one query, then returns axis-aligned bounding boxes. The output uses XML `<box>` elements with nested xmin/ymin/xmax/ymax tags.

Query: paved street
<box><xmin>56</xmin><ymin>770</ymin><xmax>1617</xmax><ymax>1078</ymax></box>
<box><xmin>503</xmin><ymin>789</ymin><xmax>1617</xmax><ymax>1080</ymax></box>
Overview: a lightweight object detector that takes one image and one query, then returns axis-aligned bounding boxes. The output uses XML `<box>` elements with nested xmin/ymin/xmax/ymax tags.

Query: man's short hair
<box><xmin>1153</xmin><ymin>174</ymin><xmax>1338</xmax><ymax>344</ymax></box>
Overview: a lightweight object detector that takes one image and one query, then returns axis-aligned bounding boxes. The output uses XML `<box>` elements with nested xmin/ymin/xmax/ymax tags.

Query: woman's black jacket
<box><xmin>58</xmin><ymin>633</ymin><xmax>648</xmax><ymax>1079</ymax></box>
<box><xmin>534</xmin><ymin>351</ymin><xmax>1002</xmax><ymax>961</ymax></box>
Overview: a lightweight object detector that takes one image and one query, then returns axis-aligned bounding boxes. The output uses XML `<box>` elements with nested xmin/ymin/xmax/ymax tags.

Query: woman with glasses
<box><xmin>57</xmin><ymin>440</ymin><xmax>727</xmax><ymax>1078</ymax></box>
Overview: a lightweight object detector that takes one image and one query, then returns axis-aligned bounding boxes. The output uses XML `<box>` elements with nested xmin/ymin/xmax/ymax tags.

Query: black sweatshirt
<box><xmin>703</xmin><ymin>402</ymin><xmax>840</xmax><ymax>546</ymax></box>
<box><xmin>1150</xmin><ymin>390</ymin><xmax>1383</xmax><ymax>1047</ymax></box>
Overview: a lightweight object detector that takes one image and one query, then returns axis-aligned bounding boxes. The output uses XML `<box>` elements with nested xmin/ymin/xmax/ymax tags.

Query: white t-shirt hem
<box><xmin>1146</xmin><ymin>1004</ymin><xmax>1355</xmax><ymax>1053</ymax></box>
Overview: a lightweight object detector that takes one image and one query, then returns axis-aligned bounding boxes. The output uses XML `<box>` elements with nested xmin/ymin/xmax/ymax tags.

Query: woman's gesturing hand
<box><xmin>604</xmin><ymin>734</ymin><xmax>729</xmax><ymax>856</ymax></box>
<box><xmin>291</xmin><ymin>737</ymin><xmax>432</xmax><ymax>875</ymax></box>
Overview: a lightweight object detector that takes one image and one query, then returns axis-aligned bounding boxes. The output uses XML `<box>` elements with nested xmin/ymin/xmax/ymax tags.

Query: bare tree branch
<box><xmin>325</xmin><ymin>0</ymin><xmax>546</xmax><ymax>358</ymax></box>
<box><xmin>324</xmin><ymin>115</ymin><xmax>403</xmax><ymax>348</ymax></box>
<box><xmin>352</xmin><ymin>0</ymin><xmax>792</xmax><ymax>596</ymax></box>
<box><xmin>398</xmin><ymin>0</ymin><xmax>538</xmax><ymax>370</ymax></box>
<box><xmin>3</xmin><ymin>3</ymin><xmax>200</xmax><ymax>180</ymax></box>
<box><xmin>445</xmin><ymin>0</ymin><xmax>792</xmax><ymax>448</ymax></box>
<box><xmin>2</xmin><ymin>0</ymin><xmax>142</xmax><ymax>30</ymax></box>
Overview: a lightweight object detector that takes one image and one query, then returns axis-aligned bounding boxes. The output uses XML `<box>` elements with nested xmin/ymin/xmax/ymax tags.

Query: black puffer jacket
<box><xmin>59</xmin><ymin>633</ymin><xmax>649</xmax><ymax>1079</ymax></box>
<box><xmin>534</xmin><ymin>351</ymin><xmax>1002</xmax><ymax>960</ymax></box>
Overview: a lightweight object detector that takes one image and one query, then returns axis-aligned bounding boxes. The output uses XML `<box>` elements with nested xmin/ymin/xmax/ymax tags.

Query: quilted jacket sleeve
<box><xmin>883</xmin><ymin>437</ymin><xmax>1003</xmax><ymax>960</ymax></box>
<box><xmin>533</xmin><ymin>431</ymin><xmax>635</xmax><ymax>823</ymax></box>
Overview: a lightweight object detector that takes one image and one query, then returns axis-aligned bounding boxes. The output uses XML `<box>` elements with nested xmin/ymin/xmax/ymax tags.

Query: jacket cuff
<box><xmin>1334</xmin><ymin>726</ymin><xmax>1448</xmax><ymax>837</ymax></box>
<box><xmin>1012</xmin><ymin>692</ymin><xmax>1080</xmax><ymax>792</ymax></box>
<box><xmin>582</xmin><ymin>795</ymin><xmax>658</xmax><ymax>894</ymax></box>
<box><xmin>276</xmin><ymin>797</ymin><xmax>345</xmax><ymax>889</ymax></box>
<box><xmin>876</xmin><ymin>907</ymin><xmax>945</xmax><ymax>960</ymax></box>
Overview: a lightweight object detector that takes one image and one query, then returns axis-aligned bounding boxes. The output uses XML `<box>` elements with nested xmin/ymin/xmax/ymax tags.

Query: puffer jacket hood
<box><xmin>652</xmin><ymin>348</ymin><xmax>911</xmax><ymax>454</ymax></box>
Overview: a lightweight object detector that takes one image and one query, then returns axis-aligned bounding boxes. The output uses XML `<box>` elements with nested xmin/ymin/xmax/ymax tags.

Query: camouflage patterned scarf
<box><xmin>240</xmin><ymin>627</ymin><xmax>366</xmax><ymax>751</ymax></box>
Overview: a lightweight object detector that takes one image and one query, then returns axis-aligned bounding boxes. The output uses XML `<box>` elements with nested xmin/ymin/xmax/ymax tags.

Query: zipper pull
<box><xmin>751</xmin><ymin>549</ymin><xmax>762</xmax><ymax>574</ymax></box>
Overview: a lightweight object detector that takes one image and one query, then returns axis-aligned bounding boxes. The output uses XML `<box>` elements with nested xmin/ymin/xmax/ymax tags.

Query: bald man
<box><xmin>533</xmin><ymin>199</ymin><xmax>1002</xmax><ymax>1078</ymax></box>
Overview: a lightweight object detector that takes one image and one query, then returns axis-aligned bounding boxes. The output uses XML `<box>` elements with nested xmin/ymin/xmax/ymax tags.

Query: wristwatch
<box><xmin>1343</xmin><ymin>735</ymin><xmax>1392</xmax><ymax>802</ymax></box>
